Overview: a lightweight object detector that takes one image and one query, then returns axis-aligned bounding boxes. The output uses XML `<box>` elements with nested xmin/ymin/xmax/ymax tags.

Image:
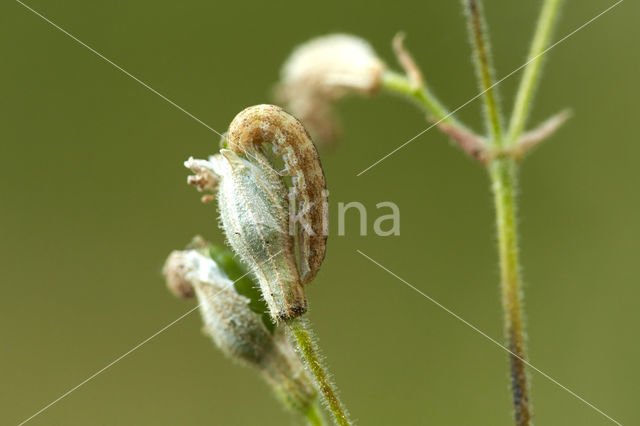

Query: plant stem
<box><xmin>507</xmin><ymin>0</ymin><xmax>564</xmax><ymax>145</ymax></box>
<box><xmin>465</xmin><ymin>0</ymin><xmax>505</xmax><ymax>145</ymax></box>
<box><xmin>382</xmin><ymin>3</ymin><xmax>561</xmax><ymax>424</ymax></box>
<box><xmin>489</xmin><ymin>157</ymin><xmax>530</xmax><ymax>426</ymax></box>
<box><xmin>465</xmin><ymin>1</ymin><xmax>531</xmax><ymax>424</ymax></box>
<box><xmin>381</xmin><ymin>70</ymin><xmax>468</xmax><ymax>131</ymax></box>
<box><xmin>304</xmin><ymin>402</ymin><xmax>325</xmax><ymax>426</ymax></box>
<box><xmin>287</xmin><ymin>317</ymin><xmax>351</xmax><ymax>426</ymax></box>
<box><xmin>486</xmin><ymin>3</ymin><xmax>563</xmax><ymax>424</ymax></box>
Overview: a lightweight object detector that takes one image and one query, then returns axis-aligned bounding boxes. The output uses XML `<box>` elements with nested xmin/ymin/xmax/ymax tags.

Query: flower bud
<box><xmin>162</xmin><ymin>247</ymin><xmax>317</xmax><ymax>414</ymax></box>
<box><xmin>277</xmin><ymin>34</ymin><xmax>386</xmax><ymax>144</ymax></box>
<box><xmin>281</xmin><ymin>34</ymin><xmax>385</xmax><ymax>96</ymax></box>
<box><xmin>208</xmin><ymin>149</ymin><xmax>306</xmax><ymax>321</ymax></box>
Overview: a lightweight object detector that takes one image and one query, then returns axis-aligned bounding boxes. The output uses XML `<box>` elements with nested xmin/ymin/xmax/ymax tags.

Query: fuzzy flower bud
<box><xmin>163</xmin><ymin>252</ymin><xmax>196</xmax><ymax>299</ymax></box>
<box><xmin>208</xmin><ymin>149</ymin><xmax>306</xmax><ymax>321</ymax></box>
<box><xmin>162</xmin><ymin>247</ymin><xmax>317</xmax><ymax>414</ymax></box>
<box><xmin>281</xmin><ymin>34</ymin><xmax>385</xmax><ymax>96</ymax></box>
<box><xmin>277</xmin><ymin>34</ymin><xmax>386</xmax><ymax>144</ymax></box>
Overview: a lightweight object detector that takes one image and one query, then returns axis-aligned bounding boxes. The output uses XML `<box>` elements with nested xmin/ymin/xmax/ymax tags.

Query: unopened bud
<box><xmin>162</xmin><ymin>252</ymin><xmax>195</xmax><ymax>299</ymax></box>
<box><xmin>162</xmin><ymin>247</ymin><xmax>317</xmax><ymax>414</ymax></box>
<box><xmin>277</xmin><ymin>34</ymin><xmax>386</xmax><ymax>144</ymax></box>
<box><xmin>281</xmin><ymin>34</ymin><xmax>385</xmax><ymax>96</ymax></box>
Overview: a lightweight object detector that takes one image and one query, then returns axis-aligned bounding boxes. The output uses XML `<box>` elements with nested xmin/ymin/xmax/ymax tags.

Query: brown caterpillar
<box><xmin>227</xmin><ymin>104</ymin><xmax>328</xmax><ymax>284</ymax></box>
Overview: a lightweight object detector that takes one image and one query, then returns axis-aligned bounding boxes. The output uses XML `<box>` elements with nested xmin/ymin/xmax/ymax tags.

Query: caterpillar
<box><xmin>227</xmin><ymin>104</ymin><xmax>328</xmax><ymax>285</ymax></box>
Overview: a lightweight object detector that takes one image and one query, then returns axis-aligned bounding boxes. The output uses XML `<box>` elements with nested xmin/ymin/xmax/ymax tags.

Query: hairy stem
<box><xmin>490</xmin><ymin>157</ymin><xmax>530</xmax><ymax>426</ymax></box>
<box><xmin>507</xmin><ymin>0</ymin><xmax>564</xmax><ymax>145</ymax></box>
<box><xmin>287</xmin><ymin>318</ymin><xmax>351</xmax><ymax>426</ymax></box>
<box><xmin>465</xmin><ymin>0</ymin><xmax>505</xmax><ymax>146</ymax></box>
<box><xmin>465</xmin><ymin>1</ymin><xmax>531</xmax><ymax>424</ymax></box>
<box><xmin>380</xmin><ymin>3</ymin><xmax>562</xmax><ymax>424</ymax></box>
<box><xmin>381</xmin><ymin>70</ymin><xmax>469</xmax><ymax>131</ymax></box>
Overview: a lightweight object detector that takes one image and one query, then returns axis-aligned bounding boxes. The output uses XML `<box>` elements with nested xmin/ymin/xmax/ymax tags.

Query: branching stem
<box><xmin>381</xmin><ymin>70</ymin><xmax>460</xmax><ymax>127</ymax></box>
<box><xmin>465</xmin><ymin>0</ymin><xmax>531</xmax><ymax>422</ymax></box>
<box><xmin>329</xmin><ymin>3</ymin><xmax>563</xmax><ymax>425</ymax></box>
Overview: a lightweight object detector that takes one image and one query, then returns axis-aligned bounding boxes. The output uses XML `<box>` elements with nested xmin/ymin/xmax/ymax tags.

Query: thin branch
<box><xmin>507</xmin><ymin>0</ymin><xmax>564</xmax><ymax>145</ymax></box>
<box><xmin>464</xmin><ymin>0</ymin><xmax>505</xmax><ymax>147</ymax></box>
<box><xmin>514</xmin><ymin>109</ymin><xmax>571</xmax><ymax>158</ymax></box>
<box><xmin>436</xmin><ymin>122</ymin><xmax>487</xmax><ymax>162</ymax></box>
<box><xmin>384</xmin><ymin>35</ymin><xmax>467</xmax><ymax>130</ymax></box>
<box><xmin>392</xmin><ymin>32</ymin><xmax>424</xmax><ymax>89</ymax></box>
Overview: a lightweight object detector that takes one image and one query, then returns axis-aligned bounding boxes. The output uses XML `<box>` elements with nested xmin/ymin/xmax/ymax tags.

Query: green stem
<box><xmin>287</xmin><ymin>318</ymin><xmax>351</xmax><ymax>426</ymax></box>
<box><xmin>507</xmin><ymin>0</ymin><xmax>564</xmax><ymax>145</ymax></box>
<box><xmin>381</xmin><ymin>70</ymin><xmax>468</xmax><ymax>131</ymax></box>
<box><xmin>465</xmin><ymin>2</ymin><xmax>531</xmax><ymax>424</ymax></box>
<box><xmin>489</xmin><ymin>157</ymin><xmax>531</xmax><ymax>426</ymax></box>
<box><xmin>465</xmin><ymin>0</ymin><xmax>505</xmax><ymax>146</ymax></box>
<box><xmin>304</xmin><ymin>402</ymin><xmax>325</xmax><ymax>426</ymax></box>
<box><xmin>381</xmin><ymin>3</ymin><xmax>560</xmax><ymax>425</ymax></box>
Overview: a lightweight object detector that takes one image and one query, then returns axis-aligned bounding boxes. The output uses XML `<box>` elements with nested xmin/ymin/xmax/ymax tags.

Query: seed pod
<box><xmin>227</xmin><ymin>104</ymin><xmax>328</xmax><ymax>285</ymax></box>
<box><xmin>162</xmin><ymin>248</ymin><xmax>317</xmax><ymax>414</ymax></box>
<box><xmin>209</xmin><ymin>148</ymin><xmax>307</xmax><ymax>320</ymax></box>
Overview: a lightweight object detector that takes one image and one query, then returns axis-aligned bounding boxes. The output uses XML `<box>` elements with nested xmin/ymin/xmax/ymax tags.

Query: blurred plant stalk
<box><xmin>273</xmin><ymin>1</ymin><xmax>565</xmax><ymax>421</ymax></box>
<box><xmin>379</xmin><ymin>1</ymin><xmax>565</xmax><ymax>424</ymax></box>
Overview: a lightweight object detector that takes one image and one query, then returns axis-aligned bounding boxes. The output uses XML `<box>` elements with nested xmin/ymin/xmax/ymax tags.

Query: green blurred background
<box><xmin>1</xmin><ymin>0</ymin><xmax>637</xmax><ymax>424</ymax></box>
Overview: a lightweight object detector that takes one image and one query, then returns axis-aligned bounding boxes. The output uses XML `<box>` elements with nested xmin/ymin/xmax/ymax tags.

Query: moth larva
<box><xmin>227</xmin><ymin>104</ymin><xmax>328</xmax><ymax>284</ymax></box>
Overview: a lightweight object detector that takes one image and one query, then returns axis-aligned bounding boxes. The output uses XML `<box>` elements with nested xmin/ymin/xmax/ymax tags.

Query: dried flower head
<box><xmin>162</xmin><ymin>246</ymin><xmax>317</xmax><ymax>413</ymax></box>
<box><xmin>184</xmin><ymin>157</ymin><xmax>218</xmax><ymax>203</ymax></box>
<box><xmin>277</xmin><ymin>34</ymin><xmax>386</xmax><ymax>145</ymax></box>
